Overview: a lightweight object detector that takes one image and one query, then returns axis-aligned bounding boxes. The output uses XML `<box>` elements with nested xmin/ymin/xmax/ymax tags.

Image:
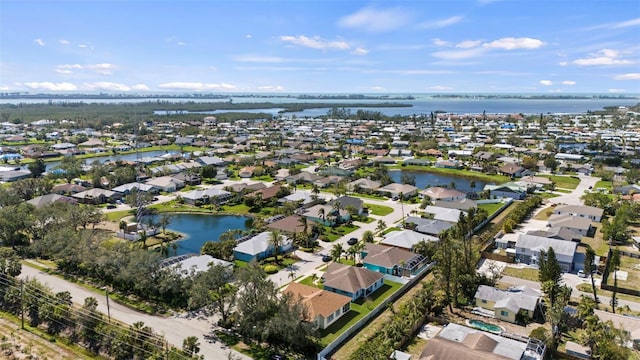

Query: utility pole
<box><xmin>105</xmin><ymin>288</ymin><xmax>111</xmax><ymax>323</ymax></box>
<box><xmin>20</xmin><ymin>280</ymin><xmax>24</xmax><ymax>329</ymax></box>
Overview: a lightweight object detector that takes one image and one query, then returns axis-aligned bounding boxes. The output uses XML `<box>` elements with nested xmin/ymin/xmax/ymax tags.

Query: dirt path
<box><xmin>0</xmin><ymin>316</ymin><xmax>88</xmax><ymax>360</ymax></box>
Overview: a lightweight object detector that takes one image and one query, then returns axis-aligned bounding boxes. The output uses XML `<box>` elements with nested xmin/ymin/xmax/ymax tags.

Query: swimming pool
<box><xmin>467</xmin><ymin>319</ymin><xmax>504</xmax><ymax>334</ymax></box>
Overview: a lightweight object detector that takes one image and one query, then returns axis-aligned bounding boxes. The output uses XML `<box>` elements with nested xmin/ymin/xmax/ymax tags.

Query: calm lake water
<box><xmin>44</xmin><ymin>149</ymin><xmax>172</xmax><ymax>170</ymax></box>
<box><xmin>145</xmin><ymin>213</ymin><xmax>249</xmax><ymax>256</ymax></box>
<box><xmin>390</xmin><ymin>170</ymin><xmax>489</xmax><ymax>193</ymax></box>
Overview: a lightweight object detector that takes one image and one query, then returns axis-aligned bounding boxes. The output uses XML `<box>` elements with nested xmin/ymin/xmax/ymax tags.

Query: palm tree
<box><xmin>269</xmin><ymin>230</ymin><xmax>283</xmax><ymax>264</ymax></box>
<box><xmin>376</xmin><ymin>220</ymin><xmax>387</xmax><ymax>234</ymax></box>
<box><xmin>311</xmin><ymin>273</ymin><xmax>318</xmax><ymax>286</ymax></box>
<box><xmin>584</xmin><ymin>246</ymin><xmax>598</xmax><ymax>303</ymax></box>
<box><xmin>330</xmin><ymin>243</ymin><xmax>344</xmax><ymax>262</ymax></box>
<box><xmin>119</xmin><ymin>220</ymin><xmax>127</xmax><ymax>238</ymax></box>
<box><xmin>347</xmin><ymin>246</ymin><xmax>358</xmax><ymax>262</ymax></box>
<box><xmin>317</xmin><ymin>207</ymin><xmax>326</xmax><ymax>224</ymax></box>
<box><xmin>362</xmin><ymin>230</ymin><xmax>374</xmax><ymax>243</ymax></box>
<box><xmin>158</xmin><ymin>214</ymin><xmax>172</xmax><ymax>235</ymax></box>
<box><xmin>311</xmin><ymin>184</ymin><xmax>320</xmax><ymax>201</ymax></box>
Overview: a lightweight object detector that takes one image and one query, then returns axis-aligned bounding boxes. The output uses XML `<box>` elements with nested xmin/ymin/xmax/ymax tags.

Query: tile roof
<box><xmin>283</xmin><ymin>282</ymin><xmax>351</xmax><ymax>319</ymax></box>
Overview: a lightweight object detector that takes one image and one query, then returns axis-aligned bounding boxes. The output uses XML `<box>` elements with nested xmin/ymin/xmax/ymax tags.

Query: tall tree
<box><xmin>609</xmin><ymin>249</ymin><xmax>621</xmax><ymax>313</ymax></box>
<box><xmin>269</xmin><ymin>230</ymin><xmax>283</xmax><ymax>264</ymax></box>
<box><xmin>583</xmin><ymin>245</ymin><xmax>598</xmax><ymax>303</ymax></box>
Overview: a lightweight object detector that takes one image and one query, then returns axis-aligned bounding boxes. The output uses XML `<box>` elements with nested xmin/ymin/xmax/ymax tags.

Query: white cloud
<box><xmin>559</xmin><ymin>61</ymin><xmax>568</xmax><ymax>66</ymax></box>
<box><xmin>246</xmin><ymin>34</ymin><xmax>252</xmax><ymax>39</ymax></box>
<box><xmin>78</xmin><ymin>44</ymin><xmax>88</xmax><ymax>48</ymax></box>
<box><xmin>257</xmin><ymin>85</ymin><xmax>285</xmax><ymax>92</ymax></box>
<box><xmin>34</xmin><ymin>38</ymin><xmax>45</xmax><ymax>46</ymax></box>
<box><xmin>418</xmin><ymin>15</ymin><xmax>463</xmax><ymax>29</ymax></box>
<box><xmin>432</xmin><ymin>38</ymin><xmax>450</xmax><ymax>47</ymax></box>
<box><xmin>338</xmin><ymin>7</ymin><xmax>412</xmax><ymax>32</ymax></box>
<box><xmin>24</xmin><ymin>82</ymin><xmax>77</xmax><ymax>91</ymax></box>
<box><xmin>352</xmin><ymin>48</ymin><xmax>369</xmax><ymax>56</ymax></box>
<box><xmin>608</xmin><ymin>88</ymin><xmax>625</xmax><ymax>93</ymax></box>
<box><xmin>0</xmin><ymin>85</ymin><xmax>10</xmax><ymax>91</ymax></box>
<box><xmin>615</xmin><ymin>73</ymin><xmax>640</xmax><ymax>80</ymax></box>
<box><xmin>280</xmin><ymin>35</ymin><xmax>350</xmax><ymax>50</ymax></box>
<box><xmin>59</xmin><ymin>39</ymin><xmax>70</xmax><ymax>45</ymax></box>
<box><xmin>432</xmin><ymin>47</ymin><xmax>486</xmax><ymax>60</ymax></box>
<box><xmin>131</xmin><ymin>84</ymin><xmax>150</xmax><ymax>91</ymax></box>
<box><xmin>539</xmin><ymin>80</ymin><xmax>553</xmax><ymax>86</ymax></box>
<box><xmin>573</xmin><ymin>49</ymin><xmax>633</xmax><ymax>66</ymax></box>
<box><xmin>483</xmin><ymin>37</ymin><xmax>545</xmax><ymax>50</ymax></box>
<box><xmin>561</xmin><ymin>80</ymin><xmax>576</xmax><ymax>85</ymax></box>
<box><xmin>84</xmin><ymin>82</ymin><xmax>131</xmax><ymax>92</ymax></box>
<box><xmin>158</xmin><ymin>82</ymin><xmax>237</xmax><ymax>91</ymax></box>
<box><xmin>56</xmin><ymin>63</ymin><xmax>117</xmax><ymax>75</ymax></box>
<box><xmin>612</xmin><ymin>17</ymin><xmax>640</xmax><ymax>28</ymax></box>
<box><xmin>456</xmin><ymin>40</ymin><xmax>482</xmax><ymax>49</ymax></box>
<box><xmin>372</xmin><ymin>86</ymin><xmax>385</xmax><ymax>91</ymax></box>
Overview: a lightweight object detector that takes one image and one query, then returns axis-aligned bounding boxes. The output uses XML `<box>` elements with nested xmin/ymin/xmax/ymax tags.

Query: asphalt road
<box><xmin>19</xmin><ymin>265</ymin><xmax>250</xmax><ymax>360</ymax></box>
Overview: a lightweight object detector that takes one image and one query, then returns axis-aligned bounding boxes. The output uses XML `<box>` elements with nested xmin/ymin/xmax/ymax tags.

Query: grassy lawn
<box><xmin>353</xmin><ymin>215</ymin><xmax>375</xmax><ymax>224</ymax></box>
<box><xmin>352</xmin><ymin>193</ymin><xmax>387</xmax><ymax>200</ymax></box>
<box><xmin>365</xmin><ymin>203</ymin><xmax>394</xmax><ymax>216</ymax></box>
<box><xmin>576</xmin><ymin>283</ymin><xmax>640</xmax><ymax>305</ymax></box>
<box><xmin>220</xmin><ymin>203</ymin><xmax>251</xmax><ymax>214</ymax></box>
<box><xmin>539</xmin><ymin>175</ymin><xmax>580</xmax><ymax>190</ymax></box>
<box><xmin>105</xmin><ymin>209</ymin><xmax>135</xmax><ymax>221</ymax></box>
<box><xmin>580</xmin><ymin>229</ymin><xmax>609</xmax><ymax>256</ymax></box>
<box><xmin>322</xmin><ymin>224</ymin><xmax>359</xmax><ymax>242</ymax></box>
<box><xmin>477</xmin><ymin>202</ymin><xmax>505</xmax><ymax>217</ymax></box>
<box><xmin>319</xmin><ymin>280</ymin><xmax>403</xmax><ymax>345</ymax></box>
<box><xmin>594</xmin><ymin>180</ymin><xmax>613</xmax><ymax>190</ymax></box>
<box><xmin>501</xmin><ymin>266</ymin><xmax>539</xmax><ymax>282</ymax></box>
<box><xmin>381</xmin><ymin>227</ymin><xmax>402</xmax><ymax>236</ymax></box>
<box><xmin>298</xmin><ymin>275</ymin><xmax>321</xmax><ymax>288</ymax></box>
<box><xmin>538</xmin><ymin>192</ymin><xmax>561</xmax><ymax>199</ymax></box>
<box><xmin>534</xmin><ymin>206</ymin><xmax>555</xmax><ymax>220</ymax></box>
<box><xmin>604</xmin><ymin>252</ymin><xmax>640</xmax><ymax>291</ymax></box>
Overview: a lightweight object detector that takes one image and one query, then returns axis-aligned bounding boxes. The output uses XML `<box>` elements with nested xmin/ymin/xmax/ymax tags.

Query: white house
<box><xmin>515</xmin><ymin>234</ymin><xmax>577</xmax><ymax>272</ymax></box>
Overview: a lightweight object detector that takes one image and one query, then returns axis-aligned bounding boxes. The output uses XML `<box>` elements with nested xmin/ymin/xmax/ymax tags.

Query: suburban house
<box><xmin>404</xmin><ymin>216</ymin><xmax>455</xmax><ymax>237</ymax></box>
<box><xmin>377</xmin><ymin>183</ymin><xmax>418</xmax><ymax>198</ymax></box>
<box><xmin>302</xmin><ymin>203</ymin><xmax>350</xmax><ymax>227</ymax></box>
<box><xmin>322</xmin><ymin>263</ymin><xmax>384</xmax><ymax>301</ymax></box>
<box><xmin>553</xmin><ymin>205</ymin><xmax>604</xmax><ymax>222</ymax></box>
<box><xmin>246</xmin><ymin>184</ymin><xmax>282</xmax><ymax>201</ymax></box>
<box><xmin>594</xmin><ymin>309</ymin><xmax>640</xmax><ymax>349</ymax></box>
<box><xmin>419</xmin><ymin>323</ymin><xmax>545</xmax><ymax>360</ymax></box>
<box><xmin>266</xmin><ymin>215</ymin><xmax>312</xmax><ymax>236</ymax></box>
<box><xmin>169</xmin><ymin>254</ymin><xmax>233</xmax><ymax>277</ymax></box>
<box><xmin>180</xmin><ymin>188</ymin><xmax>232</xmax><ymax>205</ymax></box>
<box><xmin>474</xmin><ymin>285</ymin><xmax>541</xmax><ymax>323</ymax></box>
<box><xmin>484</xmin><ymin>183</ymin><xmax>528</xmax><ymax>200</ymax></box>
<box><xmin>277</xmin><ymin>191</ymin><xmax>315</xmax><ymax>207</ymax></box>
<box><xmin>283</xmin><ymin>282</ymin><xmax>351</xmax><ymax>330</ymax></box>
<box><xmin>27</xmin><ymin>193</ymin><xmax>77</xmax><ymax>208</ymax></box>
<box><xmin>526</xmin><ymin>228</ymin><xmax>582</xmax><ymax>242</ymax></box>
<box><xmin>329</xmin><ymin>196</ymin><xmax>365</xmax><ymax>215</ymax></box>
<box><xmin>547</xmin><ymin>214</ymin><xmax>593</xmax><ymax>237</ymax></box>
<box><xmin>347</xmin><ymin>178</ymin><xmax>381</xmax><ymax>192</ymax></box>
<box><xmin>112</xmin><ymin>182</ymin><xmax>160</xmax><ymax>195</ymax></box>
<box><xmin>238</xmin><ymin>166</ymin><xmax>256</xmax><ymax>178</ymax></box>
<box><xmin>72</xmin><ymin>188</ymin><xmax>122</xmax><ymax>204</ymax></box>
<box><xmin>421</xmin><ymin>187</ymin><xmax>467</xmax><ymax>202</ymax></box>
<box><xmin>232</xmin><ymin>231</ymin><xmax>293</xmax><ymax>263</ymax></box>
<box><xmin>424</xmin><ymin>205</ymin><xmax>464</xmax><ymax>223</ymax></box>
<box><xmin>514</xmin><ymin>234</ymin><xmax>577</xmax><ymax>272</ymax></box>
<box><xmin>145</xmin><ymin>176</ymin><xmax>185</xmax><ymax>192</ymax></box>
<box><xmin>499</xmin><ymin>163</ymin><xmax>531</xmax><ymax>178</ymax></box>
<box><xmin>380</xmin><ymin>229</ymin><xmax>438</xmax><ymax>251</ymax></box>
<box><xmin>433</xmin><ymin>199</ymin><xmax>478</xmax><ymax>211</ymax></box>
<box><xmin>361</xmin><ymin>243</ymin><xmax>429</xmax><ymax>277</ymax></box>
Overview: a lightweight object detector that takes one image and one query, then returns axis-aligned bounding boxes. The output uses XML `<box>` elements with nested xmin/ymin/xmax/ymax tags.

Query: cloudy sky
<box><xmin>1</xmin><ymin>0</ymin><xmax>639</xmax><ymax>94</ymax></box>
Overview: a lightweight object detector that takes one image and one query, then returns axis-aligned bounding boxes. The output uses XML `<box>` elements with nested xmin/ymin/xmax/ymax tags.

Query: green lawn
<box><xmin>220</xmin><ymin>203</ymin><xmax>251</xmax><ymax>214</ymax></box>
<box><xmin>354</xmin><ymin>216</ymin><xmax>375</xmax><ymax>224</ymax></box>
<box><xmin>298</xmin><ymin>276</ymin><xmax>321</xmax><ymax>288</ymax></box>
<box><xmin>351</xmin><ymin>193</ymin><xmax>387</xmax><ymax>200</ymax></box>
<box><xmin>322</xmin><ymin>224</ymin><xmax>359</xmax><ymax>241</ymax></box>
<box><xmin>501</xmin><ymin>266</ymin><xmax>539</xmax><ymax>282</ymax></box>
<box><xmin>319</xmin><ymin>280</ymin><xmax>403</xmax><ymax>345</ymax></box>
<box><xmin>105</xmin><ymin>209</ymin><xmax>135</xmax><ymax>221</ymax></box>
<box><xmin>365</xmin><ymin>203</ymin><xmax>394</xmax><ymax>216</ymax></box>
<box><xmin>381</xmin><ymin>227</ymin><xmax>402</xmax><ymax>235</ymax></box>
<box><xmin>539</xmin><ymin>175</ymin><xmax>580</xmax><ymax>190</ymax></box>
<box><xmin>477</xmin><ymin>202</ymin><xmax>504</xmax><ymax>217</ymax></box>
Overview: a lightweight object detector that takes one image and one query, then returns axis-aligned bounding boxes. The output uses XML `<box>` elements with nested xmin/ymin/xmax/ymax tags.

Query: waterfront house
<box><xmin>421</xmin><ymin>187</ymin><xmax>467</xmax><ymax>202</ymax></box>
<box><xmin>232</xmin><ymin>231</ymin><xmax>292</xmax><ymax>263</ymax></box>
<box><xmin>72</xmin><ymin>188</ymin><xmax>121</xmax><ymax>204</ymax></box>
<box><xmin>283</xmin><ymin>282</ymin><xmax>351</xmax><ymax>330</ymax></box>
<box><xmin>27</xmin><ymin>193</ymin><xmax>77</xmax><ymax>208</ymax></box>
<box><xmin>378</xmin><ymin>183</ymin><xmax>418</xmax><ymax>198</ymax></box>
<box><xmin>484</xmin><ymin>183</ymin><xmax>527</xmax><ymax>200</ymax></box>
<box><xmin>499</xmin><ymin>163</ymin><xmax>531</xmax><ymax>178</ymax></box>
<box><xmin>145</xmin><ymin>176</ymin><xmax>185</xmax><ymax>193</ymax></box>
<box><xmin>181</xmin><ymin>188</ymin><xmax>232</xmax><ymax>205</ymax></box>
<box><xmin>347</xmin><ymin>178</ymin><xmax>381</xmax><ymax>192</ymax></box>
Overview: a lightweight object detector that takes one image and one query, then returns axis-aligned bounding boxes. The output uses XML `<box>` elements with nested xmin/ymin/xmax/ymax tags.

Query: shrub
<box><xmin>263</xmin><ymin>265</ymin><xmax>278</xmax><ymax>274</ymax></box>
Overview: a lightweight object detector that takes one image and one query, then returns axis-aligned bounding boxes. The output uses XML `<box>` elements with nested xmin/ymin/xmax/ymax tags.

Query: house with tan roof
<box><xmin>322</xmin><ymin>263</ymin><xmax>384</xmax><ymax>301</ymax></box>
<box><xmin>283</xmin><ymin>282</ymin><xmax>351</xmax><ymax>330</ymax></box>
<box><xmin>347</xmin><ymin>178</ymin><xmax>381</xmax><ymax>192</ymax></box>
<box><xmin>594</xmin><ymin>309</ymin><xmax>640</xmax><ymax>349</ymax></box>
<box><xmin>378</xmin><ymin>183</ymin><xmax>418</xmax><ymax>198</ymax></box>
<box><xmin>419</xmin><ymin>323</ymin><xmax>545</xmax><ymax>360</ymax></box>
<box><xmin>421</xmin><ymin>187</ymin><xmax>467</xmax><ymax>202</ymax></box>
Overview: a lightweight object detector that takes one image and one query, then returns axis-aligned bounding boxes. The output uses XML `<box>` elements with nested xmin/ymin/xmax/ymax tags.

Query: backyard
<box><xmin>539</xmin><ymin>175</ymin><xmax>580</xmax><ymax>190</ymax></box>
<box><xmin>477</xmin><ymin>202</ymin><xmax>506</xmax><ymax>217</ymax></box>
<box><xmin>365</xmin><ymin>203</ymin><xmax>394</xmax><ymax>216</ymax></box>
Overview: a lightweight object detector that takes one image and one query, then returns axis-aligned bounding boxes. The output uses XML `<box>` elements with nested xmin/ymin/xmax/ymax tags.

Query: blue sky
<box><xmin>1</xmin><ymin>0</ymin><xmax>639</xmax><ymax>94</ymax></box>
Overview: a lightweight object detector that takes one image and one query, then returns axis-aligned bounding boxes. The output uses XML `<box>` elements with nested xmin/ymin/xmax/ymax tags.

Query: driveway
<box><xmin>546</xmin><ymin>174</ymin><xmax>599</xmax><ymax>206</ymax></box>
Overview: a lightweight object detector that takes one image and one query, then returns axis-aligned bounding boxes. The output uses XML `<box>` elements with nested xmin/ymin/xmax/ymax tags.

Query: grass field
<box><xmin>477</xmin><ymin>202</ymin><xmax>505</xmax><ymax>217</ymax></box>
<box><xmin>365</xmin><ymin>203</ymin><xmax>394</xmax><ymax>216</ymax></box>
<box><xmin>539</xmin><ymin>175</ymin><xmax>580</xmax><ymax>190</ymax></box>
<box><xmin>501</xmin><ymin>266</ymin><xmax>539</xmax><ymax>282</ymax></box>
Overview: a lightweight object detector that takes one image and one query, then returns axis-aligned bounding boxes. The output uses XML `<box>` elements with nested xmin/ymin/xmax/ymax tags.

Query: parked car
<box><xmin>106</xmin><ymin>204</ymin><xmax>116</xmax><ymax>209</ymax></box>
<box><xmin>347</xmin><ymin>237</ymin><xmax>358</xmax><ymax>245</ymax></box>
<box><xmin>322</xmin><ymin>255</ymin><xmax>332</xmax><ymax>262</ymax></box>
<box><xmin>577</xmin><ymin>270</ymin><xmax>586</xmax><ymax>278</ymax></box>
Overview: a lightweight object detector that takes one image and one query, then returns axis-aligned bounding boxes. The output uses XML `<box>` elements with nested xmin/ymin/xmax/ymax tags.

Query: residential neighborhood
<box><xmin>0</xmin><ymin>99</ymin><xmax>639</xmax><ymax>360</ymax></box>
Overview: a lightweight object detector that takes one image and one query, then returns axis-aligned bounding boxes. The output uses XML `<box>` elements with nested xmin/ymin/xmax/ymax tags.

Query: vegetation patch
<box><xmin>477</xmin><ymin>202</ymin><xmax>505</xmax><ymax>217</ymax></box>
<box><xmin>539</xmin><ymin>175</ymin><xmax>580</xmax><ymax>190</ymax></box>
<box><xmin>365</xmin><ymin>203</ymin><xmax>394</xmax><ymax>216</ymax></box>
<box><xmin>501</xmin><ymin>266</ymin><xmax>539</xmax><ymax>282</ymax></box>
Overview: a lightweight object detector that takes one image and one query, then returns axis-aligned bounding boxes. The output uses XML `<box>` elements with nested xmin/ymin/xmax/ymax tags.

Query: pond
<box><xmin>44</xmin><ymin>150</ymin><xmax>172</xmax><ymax>170</ymax></box>
<box><xmin>144</xmin><ymin>213</ymin><xmax>250</xmax><ymax>256</ymax></box>
<box><xmin>390</xmin><ymin>170</ymin><xmax>490</xmax><ymax>193</ymax></box>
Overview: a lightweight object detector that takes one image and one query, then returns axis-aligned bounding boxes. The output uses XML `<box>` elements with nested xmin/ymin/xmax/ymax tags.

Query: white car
<box><xmin>577</xmin><ymin>270</ymin><xmax>586</xmax><ymax>278</ymax></box>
